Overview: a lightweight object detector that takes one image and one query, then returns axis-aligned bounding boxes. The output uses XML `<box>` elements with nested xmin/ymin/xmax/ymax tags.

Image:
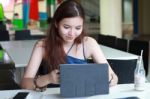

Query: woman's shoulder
<box><xmin>34</xmin><ymin>39</ymin><xmax>46</xmax><ymax>48</ymax></box>
<box><xmin>83</xmin><ymin>36</ymin><xmax>99</xmax><ymax>50</ymax></box>
<box><xmin>83</xmin><ymin>36</ymin><xmax>98</xmax><ymax>45</ymax></box>
<box><xmin>82</xmin><ymin>36</ymin><xmax>100</xmax><ymax>58</ymax></box>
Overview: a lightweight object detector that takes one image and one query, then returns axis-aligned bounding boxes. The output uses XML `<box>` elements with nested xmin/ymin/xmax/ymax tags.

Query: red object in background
<box><xmin>29</xmin><ymin>0</ymin><xmax>39</xmax><ymax>20</ymax></box>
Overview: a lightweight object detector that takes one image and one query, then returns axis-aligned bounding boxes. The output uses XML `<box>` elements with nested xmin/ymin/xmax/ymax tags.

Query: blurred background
<box><xmin>1</xmin><ymin>0</ymin><xmax>150</xmax><ymax>88</ymax></box>
<box><xmin>0</xmin><ymin>0</ymin><xmax>149</xmax><ymax>40</ymax></box>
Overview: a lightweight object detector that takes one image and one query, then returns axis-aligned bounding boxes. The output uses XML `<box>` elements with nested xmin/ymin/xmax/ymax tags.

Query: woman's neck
<box><xmin>63</xmin><ymin>42</ymin><xmax>75</xmax><ymax>53</ymax></box>
<box><xmin>63</xmin><ymin>42</ymin><xmax>74</xmax><ymax>47</ymax></box>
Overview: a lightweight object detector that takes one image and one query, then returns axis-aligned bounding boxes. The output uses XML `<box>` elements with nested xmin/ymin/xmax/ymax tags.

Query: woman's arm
<box><xmin>86</xmin><ymin>37</ymin><xmax>118</xmax><ymax>86</ymax></box>
<box><xmin>20</xmin><ymin>41</ymin><xmax>51</xmax><ymax>89</ymax></box>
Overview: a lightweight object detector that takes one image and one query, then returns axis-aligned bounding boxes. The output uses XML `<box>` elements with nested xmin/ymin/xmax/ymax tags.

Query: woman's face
<box><xmin>57</xmin><ymin>16</ymin><xmax>83</xmax><ymax>43</ymax></box>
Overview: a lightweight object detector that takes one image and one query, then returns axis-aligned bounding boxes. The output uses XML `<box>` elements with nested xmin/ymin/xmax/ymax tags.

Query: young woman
<box><xmin>21</xmin><ymin>0</ymin><xmax>118</xmax><ymax>90</ymax></box>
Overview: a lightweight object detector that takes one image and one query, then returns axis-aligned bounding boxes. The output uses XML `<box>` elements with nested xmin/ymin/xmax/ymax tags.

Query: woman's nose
<box><xmin>68</xmin><ymin>29</ymin><xmax>74</xmax><ymax>36</ymax></box>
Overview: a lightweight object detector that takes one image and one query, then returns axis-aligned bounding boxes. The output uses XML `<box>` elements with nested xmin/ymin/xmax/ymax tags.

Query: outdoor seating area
<box><xmin>0</xmin><ymin>0</ymin><xmax>150</xmax><ymax>99</ymax></box>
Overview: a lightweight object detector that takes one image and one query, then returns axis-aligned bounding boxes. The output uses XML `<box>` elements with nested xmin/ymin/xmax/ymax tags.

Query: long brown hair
<box><xmin>44</xmin><ymin>0</ymin><xmax>86</xmax><ymax>72</ymax></box>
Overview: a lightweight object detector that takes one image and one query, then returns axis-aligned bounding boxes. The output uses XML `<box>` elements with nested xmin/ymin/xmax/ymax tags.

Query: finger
<box><xmin>110</xmin><ymin>80</ymin><xmax>117</xmax><ymax>87</ymax></box>
<box><xmin>55</xmin><ymin>69</ymin><xmax>60</xmax><ymax>74</ymax></box>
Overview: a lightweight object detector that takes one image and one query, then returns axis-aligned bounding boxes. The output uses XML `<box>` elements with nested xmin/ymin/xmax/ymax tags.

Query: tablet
<box><xmin>60</xmin><ymin>63</ymin><xmax>109</xmax><ymax>98</ymax></box>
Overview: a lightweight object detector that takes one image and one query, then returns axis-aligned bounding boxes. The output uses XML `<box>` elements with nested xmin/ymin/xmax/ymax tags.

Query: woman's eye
<box><xmin>76</xmin><ymin>27</ymin><xmax>81</xmax><ymax>30</ymax></box>
<box><xmin>64</xmin><ymin>26</ymin><xmax>70</xmax><ymax>29</ymax></box>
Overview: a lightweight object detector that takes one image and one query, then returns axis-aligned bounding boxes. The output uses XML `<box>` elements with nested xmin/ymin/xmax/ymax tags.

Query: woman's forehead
<box><xmin>59</xmin><ymin>16</ymin><xmax>83</xmax><ymax>26</ymax></box>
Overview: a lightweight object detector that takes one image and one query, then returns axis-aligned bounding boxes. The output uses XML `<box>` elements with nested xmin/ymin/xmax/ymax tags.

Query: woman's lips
<box><xmin>66</xmin><ymin>36</ymin><xmax>73</xmax><ymax>40</ymax></box>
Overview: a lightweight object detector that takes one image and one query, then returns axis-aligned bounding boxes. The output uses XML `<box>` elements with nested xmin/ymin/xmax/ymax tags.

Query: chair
<box><xmin>107</xmin><ymin>59</ymin><xmax>137</xmax><ymax>84</ymax></box>
<box><xmin>88</xmin><ymin>58</ymin><xmax>137</xmax><ymax>84</ymax></box>
<box><xmin>0</xmin><ymin>30</ymin><xmax>10</xmax><ymax>41</ymax></box>
<box><xmin>15</xmin><ymin>29</ymin><xmax>46</xmax><ymax>40</ymax></box>
<box><xmin>88</xmin><ymin>33</ymin><xmax>99</xmax><ymax>41</ymax></box>
<box><xmin>98</xmin><ymin>34</ymin><xmax>117</xmax><ymax>48</ymax></box>
<box><xmin>31</xmin><ymin>35</ymin><xmax>46</xmax><ymax>40</ymax></box>
<box><xmin>15</xmin><ymin>29</ymin><xmax>32</xmax><ymax>40</ymax></box>
<box><xmin>0</xmin><ymin>62</ymin><xmax>20</xmax><ymax>90</ymax></box>
<box><xmin>128</xmin><ymin>40</ymin><xmax>149</xmax><ymax>76</ymax></box>
<box><xmin>0</xmin><ymin>24</ymin><xmax>6</xmax><ymax>31</ymax></box>
<box><xmin>0</xmin><ymin>44</ymin><xmax>2</xmax><ymax>50</ymax></box>
<box><xmin>115</xmin><ymin>38</ymin><xmax>128</xmax><ymax>52</ymax></box>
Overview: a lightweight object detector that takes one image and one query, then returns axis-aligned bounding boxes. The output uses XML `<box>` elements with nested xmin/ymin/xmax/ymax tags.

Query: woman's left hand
<box><xmin>109</xmin><ymin>73</ymin><xmax>118</xmax><ymax>87</ymax></box>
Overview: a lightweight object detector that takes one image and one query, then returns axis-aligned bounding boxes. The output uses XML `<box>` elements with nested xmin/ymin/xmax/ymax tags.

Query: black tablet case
<box><xmin>60</xmin><ymin>64</ymin><xmax>109</xmax><ymax>98</ymax></box>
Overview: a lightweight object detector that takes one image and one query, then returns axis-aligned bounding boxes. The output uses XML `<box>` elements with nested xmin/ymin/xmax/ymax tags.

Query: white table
<box><xmin>0</xmin><ymin>40</ymin><xmax>138</xmax><ymax>68</ymax></box>
<box><xmin>0</xmin><ymin>40</ymin><xmax>36</xmax><ymax>68</ymax></box>
<box><xmin>100</xmin><ymin>45</ymin><xmax>138</xmax><ymax>60</ymax></box>
<box><xmin>0</xmin><ymin>40</ymin><xmax>37</xmax><ymax>83</ymax></box>
<box><xmin>0</xmin><ymin>83</ymin><xmax>150</xmax><ymax>99</ymax></box>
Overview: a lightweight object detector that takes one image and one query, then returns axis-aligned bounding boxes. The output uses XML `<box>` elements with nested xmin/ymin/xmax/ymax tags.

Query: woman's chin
<box><xmin>65</xmin><ymin>39</ymin><xmax>74</xmax><ymax>43</ymax></box>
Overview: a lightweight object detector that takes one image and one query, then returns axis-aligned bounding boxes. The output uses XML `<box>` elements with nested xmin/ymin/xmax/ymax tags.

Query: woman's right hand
<box><xmin>48</xmin><ymin>69</ymin><xmax>60</xmax><ymax>84</ymax></box>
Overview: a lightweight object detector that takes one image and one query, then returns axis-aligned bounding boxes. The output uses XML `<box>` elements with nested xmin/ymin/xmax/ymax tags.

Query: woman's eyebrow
<box><xmin>63</xmin><ymin>24</ymin><xmax>70</xmax><ymax>26</ymax></box>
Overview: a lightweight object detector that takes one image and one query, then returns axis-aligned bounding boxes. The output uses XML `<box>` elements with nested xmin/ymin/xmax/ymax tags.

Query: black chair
<box><xmin>128</xmin><ymin>40</ymin><xmax>149</xmax><ymax>76</ymax></box>
<box><xmin>115</xmin><ymin>38</ymin><xmax>128</xmax><ymax>52</ymax></box>
<box><xmin>0</xmin><ymin>30</ymin><xmax>10</xmax><ymax>41</ymax></box>
<box><xmin>0</xmin><ymin>24</ymin><xmax>6</xmax><ymax>31</ymax></box>
<box><xmin>0</xmin><ymin>44</ymin><xmax>2</xmax><ymax>50</ymax></box>
<box><xmin>15</xmin><ymin>29</ymin><xmax>46</xmax><ymax>40</ymax></box>
<box><xmin>31</xmin><ymin>35</ymin><xmax>46</xmax><ymax>40</ymax></box>
<box><xmin>15</xmin><ymin>29</ymin><xmax>32</xmax><ymax>40</ymax></box>
<box><xmin>0</xmin><ymin>61</ymin><xmax>20</xmax><ymax>90</ymax></box>
<box><xmin>108</xmin><ymin>59</ymin><xmax>137</xmax><ymax>84</ymax></box>
<box><xmin>98</xmin><ymin>34</ymin><xmax>117</xmax><ymax>48</ymax></box>
<box><xmin>87</xmin><ymin>59</ymin><xmax>137</xmax><ymax>84</ymax></box>
<box><xmin>88</xmin><ymin>33</ymin><xmax>99</xmax><ymax>41</ymax></box>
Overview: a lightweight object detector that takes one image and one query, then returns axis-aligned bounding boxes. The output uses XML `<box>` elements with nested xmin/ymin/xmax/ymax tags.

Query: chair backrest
<box><xmin>115</xmin><ymin>38</ymin><xmax>128</xmax><ymax>52</ymax></box>
<box><xmin>15</xmin><ymin>29</ymin><xmax>32</xmax><ymax>40</ymax></box>
<box><xmin>15</xmin><ymin>29</ymin><xmax>46</xmax><ymax>40</ymax></box>
<box><xmin>87</xmin><ymin>58</ymin><xmax>137</xmax><ymax>84</ymax></box>
<box><xmin>88</xmin><ymin>33</ymin><xmax>99</xmax><ymax>41</ymax></box>
<box><xmin>0</xmin><ymin>50</ymin><xmax>20</xmax><ymax>90</ymax></box>
<box><xmin>128</xmin><ymin>40</ymin><xmax>149</xmax><ymax>76</ymax></box>
<box><xmin>98</xmin><ymin>34</ymin><xmax>117</xmax><ymax>48</ymax></box>
<box><xmin>107</xmin><ymin>59</ymin><xmax>137</xmax><ymax>84</ymax></box>
<box><xmin>0</xmin><ymin>44</ymin><xmax>2</xmax><ymax>50</ymax></box>
<box><xmin>0</xmin><ymin>24</ymin><xmax>6</xmax><ymax>31</ymax></box>
<box><xmin>0</xmin><ymin>30</ymin><xmax>10</xmax><ymax>41</ymax></box>
<box><xmin>0</xmin><ymin>63</ymin><xmax>20</xmax><ymax>90</ymax></box>
<box><xmin>31</xmin><ymin>35</ymin><xmax>46</xmax><ymax>40</ymax></box>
